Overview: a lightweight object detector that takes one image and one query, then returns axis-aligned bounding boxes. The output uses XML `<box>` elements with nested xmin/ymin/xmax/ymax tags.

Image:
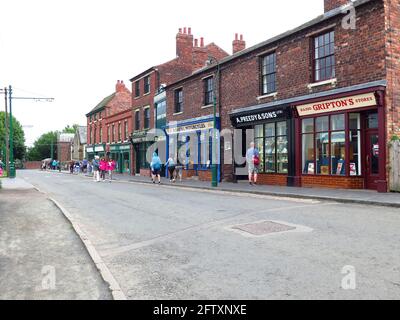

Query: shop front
<box><xmin>86</xmin><ymin>144</ymin><xmax>106</xmax><ymax>160</ymax></box>
<box><xmin>230</xmin><ymin>105</ymin><xmax>294</xmax><ymax>186</ymax></box>
<box><xmin>130</xmin><ymin>130</ymin><xmax>152</xmax><ymax>176</ymax></box>
<box><xmin>109</xmin><ymin>143</ymin><xmax>131</xmax><ymax>174</ymax></box>
<box><xmin>293</xmin><ymin>89</ymin><xmax>387</xmax><ymax>192</ymax></box>
<box><xmin>165</xmin><ymin>116</ymin><xmax>220</xmax><ymax>182</ymax></box>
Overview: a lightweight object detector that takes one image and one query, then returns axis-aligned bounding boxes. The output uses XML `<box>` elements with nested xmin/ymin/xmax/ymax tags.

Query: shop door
<box><xmin>365</xmin><ymin>130</ymin><xmax>380</xmax><ymax>190</ymax></box>
<box><xmin>134</xmin><ymin>145</ymin><xmax>140</xmax><ymax>175</ymax></box>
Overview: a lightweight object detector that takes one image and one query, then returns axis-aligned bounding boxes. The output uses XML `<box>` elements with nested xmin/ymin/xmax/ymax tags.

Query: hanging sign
<box><xmin>296</xmin><ymin>93</ymin><xmax>377</xmax><ymax>117</ymax></box>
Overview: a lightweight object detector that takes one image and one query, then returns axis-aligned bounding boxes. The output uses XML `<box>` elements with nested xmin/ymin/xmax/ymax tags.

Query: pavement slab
<box><xmin>0</xmin><ymin>185</ymin><xmax>111</xmax><ymax>300</ymax></box>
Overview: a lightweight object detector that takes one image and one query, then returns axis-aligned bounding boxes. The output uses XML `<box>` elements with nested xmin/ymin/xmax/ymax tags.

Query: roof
<box><xmin>77</xmin><ymin>126</ymin><xmax>87</xmax><ymax>144</ymax></box>
<box><xmin>58</xmin><ymin>133</ymin><xmax>75</xmax><ymax>143</ymax></box>
<box><xmin>167</xmin><ymin>0</ymin><xmax>374</xmax><ymax>88</ymax></box>
<box><xmin>86</xmin><ymin>93</ymin><xmax>116</xmax><ymax>116</ymax></box>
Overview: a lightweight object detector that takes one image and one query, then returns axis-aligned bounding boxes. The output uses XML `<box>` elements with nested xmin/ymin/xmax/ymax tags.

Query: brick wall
<box><xmin>58</xmin><ymin>142</ymin><xmax>71</xmax><ymax>162</ymax></box>
<box><xmin>23</xmin><ymin>161</ymin><xmax>42</xmax><ymax>170</ymax></box>
<box><xmin>301</xmin><ymin>175</ymin><xmax>365</xmax><ymax>189</ymax></box>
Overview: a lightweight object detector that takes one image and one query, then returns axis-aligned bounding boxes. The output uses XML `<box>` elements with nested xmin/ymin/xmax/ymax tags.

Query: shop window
<box><xmin>204</xmin><ymin>77</ymin><xmax>214</xmax><ymax>106</ymax></box>
<box><xmin>261</xmin><ymin>52</ymin><xmax>277</xmax><ymax>95</ymax></box>
<box><xmin>367</xmin><ymin>113</ymin><xmax>378</xmax><ymax>129</ymax></box>
<box><xmin>199</xmin><ymin>132</ymin><xmax>212</xmax><ymax>170</ymax></box>
<box><xmin>313</xmin><ymin>31</ymin><xmax>335</xmax><ymax>82</ymax></box>
<box><xmin>302</xmin><ymin>113</ymin><xmax>350</xmax><ymax>176</ymax></box>
<box><xmin>254</xmin><ymin>121</ymin><xmax>288</xmax><ymax>174</ymax></box>
<box><xmin>349</xmin><ymin>113</ymin><xmax>361</xmax><ymax>176</ymax></box>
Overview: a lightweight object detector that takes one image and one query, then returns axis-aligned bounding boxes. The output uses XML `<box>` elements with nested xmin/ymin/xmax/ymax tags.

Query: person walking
<box><xmin>150</xmin><ymin>152</ymin><xmax>162</xmax><ymax>184</ymax></box>
<box><xmin>99</xmin><ymin>157</ymin><xmax>107</xmax><ymax>181</ymax></box>
<box><xmin>92</xmin><ymin>156</ymin><xmax>100</xmax><ymax>182</ymax></box>
<box><xmin>107</xmin><ymin>158</ymin><xmax>116</xmax><ymax>182</ymax></box>
<box><xmin>246</xmin><ymin>142</ymin><xmax>260</xmax><ymax>186</ymax></box>
<box><xmin>166</xmin><ymin>156</ymin><xmax>176</xmax><ymax>183</ymax></box>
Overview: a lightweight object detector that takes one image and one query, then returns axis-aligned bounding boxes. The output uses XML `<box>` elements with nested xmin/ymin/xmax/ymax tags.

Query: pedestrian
<box><xmin>92</xmin><ymin>156</ymin><xmax>100</xmax><ymax>182</ymax></box>
<box><xmin>99</xmin><ymin>157</ymin><xmax>107</xmax><ymax>181</ymax></box>
<box><xmin>52</xmin><ymin>159</ymin><xmax>57</xmax><ymax>170</ymax></box>
<box><xmin>166</xmin><ymin>156</ymin><xmax>176</xmax><ymax>183</ymax></box>
<box><xmin>0</xmin><ymin>159</ymin><xmax>3</xmax><ymax>177</ymax></box>
<box><xmin>150</xmin><ymin>152</ymin><xmax>162</xmax><ymax>184</ymax></box>
<box><xmin>107</xmin><ymin>158</ymin><xmax>116</xmax><ymax>182</ymax></box>
<box><xmin>82</xmin><ymin>159</ymin><xmax>88</xmax><ymax>174</ymax></box>
<box><xmin>246</xmin><ymin>142</ymin><xmax>260</xmax><ymax>186</ymax></box>
<box><xmin>69</xmin><ymin>160</ymin><xmax>74</xmax><ymax>174</ymax></box>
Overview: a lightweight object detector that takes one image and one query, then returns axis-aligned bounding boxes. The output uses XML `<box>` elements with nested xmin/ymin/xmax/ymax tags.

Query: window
<box><xmin>144</xmin><ymin>107</ymin><xmax>150</xmax><ymax>129</ymax></box>
<box><xmin>93</xmin><ymin>127</ymin><xmax>97</xmax><ymax>144</ymax></box>
<box><xmin>135</xmin><ymin>110</ymin><xmax>140</xmax><ymax>131</ymax></box>
<box><xmin>144</xmin><ymin>76</ymin><xmax>150</xmax><ymax>94</ymax></box>
<box><xmin>89</xmin><ymin>127</ymin><xmax>92</xmax><ymax>144</ymax></box>
<box><xmin>314</xmin><ymin>31</ymin><xmax>335</xmax><ymax>82</ymax></box>
<box><xmin>124</xmin><ymin>121</ymin><xmax>128</xmax><ymax>140</ymax></box>
<box><xmin>99</xmin><ymin>126</ymin><xmax>103</xmax><ymax>143</ymax></box>
<box><xmin>118</xmin><ymin>123</ymin><xmax>122</xmax><ymax>141</ymax></box>
<box><xmin>254</xmin><ymin>121</ymin><xmax>288</xmax><ymax>174</ymax></box>
<box><xmin>204</xmin><ymin>77</ymin><xmax>214</xmax><ymax>106</ymax></box>
<box><xmin>112</xmin><ymin>124</ymin><xmax>115</xmax><ymax>143</ymax></box>
<box><xmin>135</xmin><ymin>81</ymin><xmax>140</xmax><ymax>97</ymax></box>
<box><xmin>261</xmin><ymin>52</ymin><xmax>277</xmax><ymax>95</ymax></box>
<box><xmin>175</xmin><ymin>89</ymin><xmax>183</xmax><ymax>113</ymax></box>
<box><xmin>302</xmin><ymin>113</ymin><xmax>349</xmax><ymax>176</ymax></box>
<box><xmin>107</xmin><ymin>126</ymin><xmax>110</xmax><ymax>143</ymax></box>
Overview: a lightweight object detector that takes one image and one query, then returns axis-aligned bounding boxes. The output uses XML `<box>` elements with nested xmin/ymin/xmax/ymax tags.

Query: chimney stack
<box><xmin>324</xmin><ymin>0</ymin><xmax>349</xmax><ymax>13</ymax></box>
<box><xmin>116</xmin><ymin>80</ymin><xmax>128</xmax><ymax>93</ymax></box>
<box><xmin>232</xmin><ymin>33</ymin><xmax>246</xmax><ymax>54</ymax></box>
<box><xmin>176</xmin><ymin>26</ymin><xmax>194</xmax><ymax>61</ymax></box>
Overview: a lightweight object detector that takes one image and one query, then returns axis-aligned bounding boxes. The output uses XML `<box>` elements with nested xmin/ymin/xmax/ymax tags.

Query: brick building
<box><xmin>129</xmin><ymin>27</ymin><xmax>228</xmax><ymax>176</ymax></box>
<box><xmin>86</xmin><ymin>81</ymin><xmax>132</xmax><ymax>173</ymax></box>
<box><xmin>164</xmin><ymin>0</ymin><xmax>400</xmax><ymax>192</ymax></box>
<box><xmin>57</xmin><ymin>133</ymin><xmax>75</xmax><ymax>163</ymax></box>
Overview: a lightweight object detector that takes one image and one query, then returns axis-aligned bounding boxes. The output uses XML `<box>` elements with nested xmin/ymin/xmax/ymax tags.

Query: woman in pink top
<box><xmin>107</xmin><ymin>158</ymin><xmax>116</xmax><ymax>182</ymax></box>
<box><xmin>99</xmin><ymin>158</ymin><xmax>107</xmax><ymax>181</ymax></box>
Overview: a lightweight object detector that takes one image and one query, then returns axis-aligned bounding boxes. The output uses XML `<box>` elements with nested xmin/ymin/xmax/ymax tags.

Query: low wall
<box><xmin>23</xmin><ymin>161</ymin><xmax>42</xmax><ymax>170</ymax></box>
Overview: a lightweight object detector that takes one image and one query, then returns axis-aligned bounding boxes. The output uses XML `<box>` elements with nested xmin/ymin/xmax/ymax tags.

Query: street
<box><xmin>15</xmin><ymin>170</ymin><xmax>400</xmax><ymax>300</ymax></box>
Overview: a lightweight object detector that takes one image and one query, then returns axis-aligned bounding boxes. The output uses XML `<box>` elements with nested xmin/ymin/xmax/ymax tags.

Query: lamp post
<box><xmin>207</xmin><ymin>56</ymin><xmax>220</xmax><ymax>188</ymax></box>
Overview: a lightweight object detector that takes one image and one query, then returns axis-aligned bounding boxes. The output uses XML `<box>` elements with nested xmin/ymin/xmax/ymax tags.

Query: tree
<box><xmin>26</xmin><ymin>131</ymin><xmax>58</xmax><ymax>161</ymax></box>
<box><xmin>63</xmin><ymin>124</ymin><xmax>79</xmax><ymax>134</ymax></box>
<box><xmin>0</xmin><ymin>111</ymin><xmax>26</xmax><ymax>160</ymax></box>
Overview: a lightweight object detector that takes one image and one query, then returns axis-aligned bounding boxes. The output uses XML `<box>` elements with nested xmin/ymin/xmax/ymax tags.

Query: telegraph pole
<box><xmin>4</xmin><ymin>88</ymin><xmax>10</xmax><ymax>176</ymax></box>
<box><xmin>8</xmin><ymin>85</ymin><xmax>15</xmax><ymax>178</ymax></box>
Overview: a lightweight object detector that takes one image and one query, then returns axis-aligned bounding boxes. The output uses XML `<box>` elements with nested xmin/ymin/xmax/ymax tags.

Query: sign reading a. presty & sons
<box><xmin>232</xmin><ymin>108</ymin><xmax>286</xmax><ymax>127</ymax></box>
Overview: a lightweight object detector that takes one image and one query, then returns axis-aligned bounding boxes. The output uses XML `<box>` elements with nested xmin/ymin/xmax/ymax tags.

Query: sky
<box><xmin>0</xmin><ymin>0</ymin><xmax>323</xmax><ymax>147</ymax></box>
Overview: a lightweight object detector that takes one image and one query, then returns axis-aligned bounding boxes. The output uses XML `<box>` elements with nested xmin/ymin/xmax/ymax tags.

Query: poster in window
<box><xmin>350</xmin><ymin>163</ymin><xmax>357</xmax><ymax>176</ymax></box>
<box><xmin>308</xmin><ymin>163</ymin><xmax>315</xmax><ymax>174</ymax></box>
<box><xmin>321</xmin><ymin>165</ymin><xmax>329</xmax><ymax>175</ymax></box>
<box><xmin>373</xmin><ymin>144</ymin><xmax>379</xmax><ymax>156</ymax></box>
<box><xmin>336</xmin><ymin>161</ymin><xmax>344</xmax><ymax>175</ymax></box>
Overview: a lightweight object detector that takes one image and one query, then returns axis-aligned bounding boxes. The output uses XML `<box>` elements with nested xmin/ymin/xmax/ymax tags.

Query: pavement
<box><xmin>84</xmin><ymin>171</ymin><xmax>400</xmax><ymax>208</ymax></box>
<box><xmin>0</xmin><ymin>177</ymin><xmax>112</xmax><ymax>300</ymax></box>
<box><xmin>17</xmin><ymin>170</ymin><xmax>400</xmax><ymax>300</ymax></box>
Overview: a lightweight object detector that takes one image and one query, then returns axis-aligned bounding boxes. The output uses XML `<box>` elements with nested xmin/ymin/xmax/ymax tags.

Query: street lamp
<box><xmin>207</xmin><ymin>56</ymin><xmax>220</xmax><ymax>188</ymax></box>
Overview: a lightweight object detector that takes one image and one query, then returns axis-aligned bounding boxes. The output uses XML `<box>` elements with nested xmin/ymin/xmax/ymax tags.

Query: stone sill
<box><xmin>307</xmin><ymin>78</ymin><xmax>337</xmax><ymax>90</ymax></box>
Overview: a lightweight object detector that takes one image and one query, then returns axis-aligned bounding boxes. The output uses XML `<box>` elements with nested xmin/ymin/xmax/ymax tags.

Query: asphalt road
<box><xmin>20</xmin><ymin>170</ymin><xmax>400</xmax><ymax>300</ymax></box>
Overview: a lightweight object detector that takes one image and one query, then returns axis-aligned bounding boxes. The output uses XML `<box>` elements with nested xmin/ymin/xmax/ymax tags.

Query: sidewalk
<box><xmin>40</xmin><ymin>169</ymin><xmax>400</xmax><ymax>208</ymax></box>
<box><xmin>0</xmin><ymin>177</ymin><xmax>111</xmax><ymax>299</ymax></box>
<box><xmin>111</xmin><ymin>173</ymin><xmax>400</xmax><ymax>208</ymax></box>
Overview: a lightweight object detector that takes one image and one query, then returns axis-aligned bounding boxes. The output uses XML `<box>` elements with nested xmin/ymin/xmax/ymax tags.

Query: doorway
<box><xmin>364</xmin><ymin>113</ymin><xmax>379</xmax><ymax>190</ymax></box>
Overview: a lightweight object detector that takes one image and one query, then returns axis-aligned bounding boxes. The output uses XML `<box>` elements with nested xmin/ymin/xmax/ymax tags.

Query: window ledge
<box><xmin>202</xmin><ymin>104</ymin><xmax>213</xmax><ymax>109</ymax></box>
<box><xmin>307</xmin><ymin>78</ymin><xmax>337</xmax><ymax>90</ymax></box>
<box><xmin>143</xmin><ymin>92</ymin><xmax>151</xmax><ymax>97</ymax></box>
<box><xmin>257</xmin><ymin>92</ymin><xmax>278</xmax><ymax>101</ymax></box>
<box><xmin>173</xmin><ymin>112</ymin><xmax>183</xmax><ymax>116</ymax></box>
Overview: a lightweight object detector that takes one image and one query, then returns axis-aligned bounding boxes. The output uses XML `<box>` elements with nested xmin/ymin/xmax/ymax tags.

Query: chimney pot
<box><xmin>179</xmin><ymin>28</ymin><xmax>182</xmax><ymax>33</ymax></box>
<box><xmin>240</xmin><ymin>34</ymin><xmax>243</xmax><ymax>41</ymax></box>
<box><xmin>183</xmin><ymin>27</ymin><xmax>187</xmax><ymax>34</ymax></box>
<box><xmin>194</xmin><ymin>38</ymin><xmax>198</xmax><ymax>47</ymax></box>
<box><xmin>235</xmin><ymin>33</ymin><xmax>238</xmax><ymax>41</ymax></box>
<box><xmin>200</xmin><ymin>37</ymin><xmax>204</xmax><ymax>47</ymax></box>
<box><xmin>188</xmin><ymin>27</ymin><xmax>191</xmax><ymax>35</ymax></box>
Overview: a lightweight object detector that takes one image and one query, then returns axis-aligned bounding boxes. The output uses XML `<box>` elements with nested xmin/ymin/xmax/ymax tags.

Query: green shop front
<box><xmin>108</xmin><ymin>143</ymin><xmax>131</xmax><ymax>174</ymax></box>
<box><xmin>130</xmin><ymin>130</ymin><xmax>152</xmax><ymax>176</ymax></box>
<box><xmin>86</xmin><ymin>144</ymin><xmax>106</xmax><ymax>160</ymax></box>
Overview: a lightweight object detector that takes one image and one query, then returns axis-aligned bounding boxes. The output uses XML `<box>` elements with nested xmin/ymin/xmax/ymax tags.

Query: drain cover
<box><xmin>232</xmin><ymin>221</ymin><xmax>296</xmax><ymax>236</ymax></box>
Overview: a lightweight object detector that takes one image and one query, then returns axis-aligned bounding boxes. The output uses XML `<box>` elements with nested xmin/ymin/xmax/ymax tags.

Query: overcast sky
<box><xmin>0</xmin><ymin>0</ymin><xmax>323</xmax><ymax>146</ymax></box>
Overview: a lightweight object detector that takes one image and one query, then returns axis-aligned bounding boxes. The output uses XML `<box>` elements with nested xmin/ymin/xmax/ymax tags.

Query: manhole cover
<box><xmin>232</xmin><ymin>221</ymin><xmax>296</xmax><ymax>236</ymax></box>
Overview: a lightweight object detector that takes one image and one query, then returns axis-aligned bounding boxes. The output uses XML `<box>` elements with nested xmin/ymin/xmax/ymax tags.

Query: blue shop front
<box><xmin>165</xmin><ymin>115</ymin><xmax>221</xmax><ymax>182</ymax></box>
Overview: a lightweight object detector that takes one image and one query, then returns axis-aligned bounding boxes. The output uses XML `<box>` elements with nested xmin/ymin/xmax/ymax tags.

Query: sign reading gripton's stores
<box><xmin>296</xmin><ymin>93</ymin><xmax>377</xmax><ymax>117</ymax></box>
<box><xmin>232</xmin><ymin>109</ymin><xmax>286</xmax><ymax>127</ymax></box>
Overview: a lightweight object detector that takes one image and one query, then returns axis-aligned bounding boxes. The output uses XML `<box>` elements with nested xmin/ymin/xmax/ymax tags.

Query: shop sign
<box><xmin>166</xmin><ymin>121</ymin><xmax>214</xmax><ymax>135</ymax></box>
<box><xmin>131</xmin><ymin>131</ymin><xmax>149</xmax><ymax>143</ymax></box>
<box><xmin>94</xmin><ymin>145</ymin><xmax>104</xmax><ymax>152</ymax></box>
<box><xmin>110</xmin><ymin>144</ymin><xmax>131</xmax><ymax>152</ymax></box>
<box><xmin>296</xmin><ymin>93</ymin><xmax>377</xmax><ymax>117</ymax></box>
<box><xmin>232</xmin><ymin>109</ymin><xmax>286</xmax><ymax>127</ymax></box>
<box><xmin>86</xmin><ymin>147</ymin><xmax>94</xmax><ymax>153</ymax></box>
